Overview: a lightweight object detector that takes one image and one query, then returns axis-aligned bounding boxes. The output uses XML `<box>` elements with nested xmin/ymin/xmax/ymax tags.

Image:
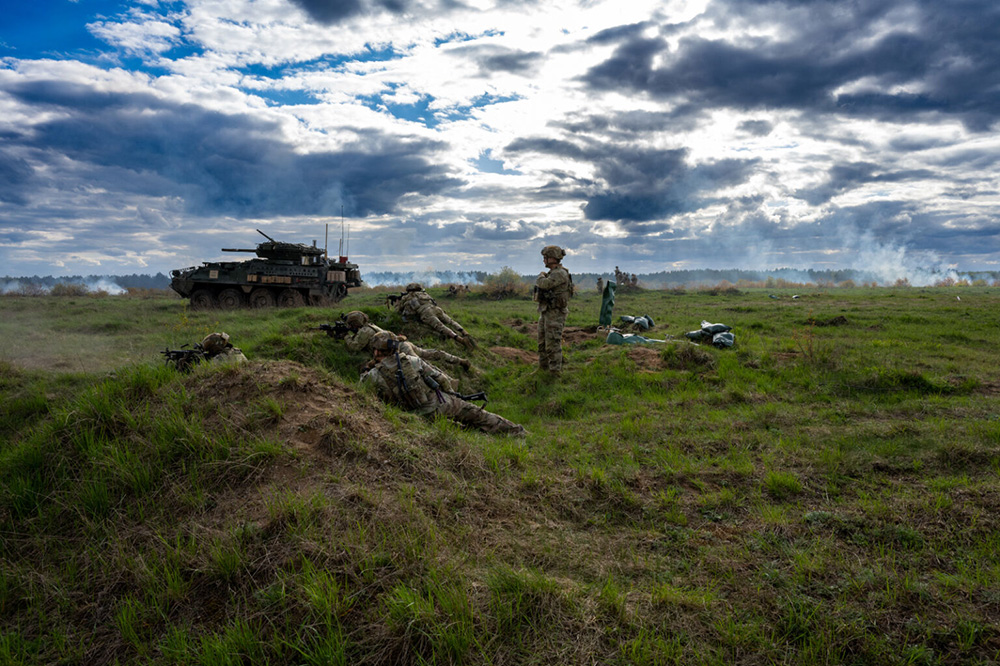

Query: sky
<box><xmin>1</xmin><ymin>0</ymin><xmax>998</xmax><ymax>282</ymax></box>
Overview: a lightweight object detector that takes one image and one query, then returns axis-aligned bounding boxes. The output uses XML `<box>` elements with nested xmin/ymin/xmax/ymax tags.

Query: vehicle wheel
<box><xmin>331</xmin><ymin>283</ymin><xmax>348</xmax><ymax>303</ymax></box>
<box><xmin>217</xmin><ymin>288</ymin><xmax>245</xmax><ymax>309</ymax></box>
<box><xmin>190</xmin><ymin>289</ymin><xmax>216</xmax><ymax>310</ymax></box>
<box><xmin>249</xmin><ymin>288</ymin><xmax>276</xmax><ymax>308</ymax></box>
<box><xmin>277</xmin><ymin>288</ymin><xmax>305</xmax><ymax>307</ymax></box>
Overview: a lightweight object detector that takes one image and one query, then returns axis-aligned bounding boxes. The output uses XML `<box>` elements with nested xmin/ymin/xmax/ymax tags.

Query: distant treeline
<box><xmin>1</xmin><ymin>273</ymin><xmax>171</xmax><ymax>291</ymax></box>
<box><xmin>576</xmin><ymin>268</ymin><xmax>1000</xmax><ymax>288</ymax></box>
<box><xmin>4</xmin><ymin>268</ymin><xmax>1000</xmax><ymax>292</ymax></box>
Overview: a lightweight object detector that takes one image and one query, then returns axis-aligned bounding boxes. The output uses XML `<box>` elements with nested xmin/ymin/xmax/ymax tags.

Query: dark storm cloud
<box><xmin>3</xmin><ymin>80</ymin><xmax>461</xmax><ymax>218</ymax></box>
<box><xmin>448</xmin><ymin>44</ymin><xmax>543</xmax><ymax>76</ymax></box>
<box><xmin>796</xmin><ymin>162</ymin><xmax>936</xmax><ymax>206</ymax></box>
<box><xmin>561</xmin><ymin>109</ymin><xmax>705</xmax><ymax>137</ymax></box>
<box><xmin>286</xmin><ymin>0</ymin><xmax>410</xmax><ymax>25</ymax></box>
<box><xmin>287</xmin><ymin>0</ymin><xmax>518</xmax><ymax>25</ymax></box>
<box><xmin>0</xmin><ymin>150</ymin><xmax>34</xmax><ymax>205</ymax></box>
<box><xmin>506</xmin><ymin>135</ymin><xmax>759</xmax><ymax>223</ymax></box>
<box><xmin>738</xmin><ymin>120</ymin><xmax>773</xmax><ymax>136</ymax></box>
<box><xmin>582</xmin><ymin>0</ymin><xmax>1000</xmax><ymax>130</ymax></box>
<box><xmin>585</xmin><ymin>22</ymin><xmax>651</xmax><ymax>45</ymax></box>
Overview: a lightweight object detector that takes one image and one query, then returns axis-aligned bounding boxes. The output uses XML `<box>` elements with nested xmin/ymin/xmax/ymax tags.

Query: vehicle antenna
<box><xmin>338</xmin><ymin>205</ymin><xmax>344</xmax><ymax>258</ymax></box>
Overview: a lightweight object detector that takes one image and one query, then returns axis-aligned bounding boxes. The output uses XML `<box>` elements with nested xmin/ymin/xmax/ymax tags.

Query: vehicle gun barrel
<box><xmin>220</xmin><ymin>248</ymin><xmax>258</xmax><ymax>252</ymax></box>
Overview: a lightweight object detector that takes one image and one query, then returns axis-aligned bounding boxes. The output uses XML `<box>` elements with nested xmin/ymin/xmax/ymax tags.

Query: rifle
<box><xmin>316</xmin><ymin>319</ymin><xmax>351</xmax><ymax>338</ymax></box>
<box><xmin>421</xmin><ymin>372</ymin><xmax>488</xmax><ymax>406</ymax></box>
<box><xmin>455</xmin><ymin>390</ymin><xmax>487</xmax><ymax>404</ymax></box>
<box><xmin>161</xmin><ymin>343</ymin><xmax>207</xmax><ymax>372</ymax></box>
<box><xmin>385</xmin><ymin>293</ymin><xmax>402</xmax><ymax>308</ymax></box>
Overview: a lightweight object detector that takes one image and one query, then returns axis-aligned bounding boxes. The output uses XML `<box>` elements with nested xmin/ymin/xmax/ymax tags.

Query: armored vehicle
<box><xmin>169</xmin><ymin>229</ymin><xmax>362</xmax><ymax>309</ymax></box>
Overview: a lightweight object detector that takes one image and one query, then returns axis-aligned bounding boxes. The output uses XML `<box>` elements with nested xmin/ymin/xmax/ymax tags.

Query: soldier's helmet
<box><xmin>541</xmin><ymin>245</ymin><xmax>566</xmax><ymax>260</ymax></box>
<box><xmin>345</xmin><ymin>311</ymin><xmax>368</xmax><ymax>328</ymax></box>
<box><xmin>405</xmin><ymin>282</ymin><xmax>423</xmax><ymax>292</ymax></box>
<box><xmin>371</xmin><ymin>331</ymin><xmax>398</xmax><ymax>352</ymax></box>
<box><xmin>201</xmin><ymin>332</ymin><xmax>230</xmax><ymax>354</ymax></box>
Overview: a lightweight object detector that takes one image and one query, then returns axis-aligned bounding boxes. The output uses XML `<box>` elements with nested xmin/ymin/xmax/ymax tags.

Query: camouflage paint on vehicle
<box><xmin>169</xmin><ymin>229</ymin><xmax>362</xmax><ymax>309</ymax></box>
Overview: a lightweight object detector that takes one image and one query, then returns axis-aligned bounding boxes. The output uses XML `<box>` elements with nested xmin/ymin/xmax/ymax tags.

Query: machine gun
<box><xmin>385</xmin><ymin>293</ymin><xmax>402</xmax><ymax>308</ymax></box>
<box><xmin>316</xmin><ymin>318</ymin><xmax>351</xmax><ymax>338</ymax></box>
<box><xmin>160</xmin><ymin>343</ymin><xmax>208</xmax><ymax>372</ymax></box>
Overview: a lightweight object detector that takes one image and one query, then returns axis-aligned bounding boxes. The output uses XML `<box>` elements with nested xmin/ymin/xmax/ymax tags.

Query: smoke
<box><xmin>0</xmin><ymin>278</ymin><xmax>128</xmax><ymax>295</ymax></box>
<box><xmin>86</xmin><ymin>278</ymin><xmax>128</xmax><ymax>295</ymax></box>
<box><xmin>839</xmin><ymin>230</ymin><xmax>960</xmax><ymax>287</ymax></box>
<box><xmin>362</xmin><ymin>270</ymin><xmax>487</xmax><ymax>287</ymax></box>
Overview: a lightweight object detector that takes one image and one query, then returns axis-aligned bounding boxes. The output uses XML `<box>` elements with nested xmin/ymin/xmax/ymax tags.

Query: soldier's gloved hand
<box><xmin>396</xmin><ymin>335</ymin><xmax>407</xmax><ymax>341</ymax></box>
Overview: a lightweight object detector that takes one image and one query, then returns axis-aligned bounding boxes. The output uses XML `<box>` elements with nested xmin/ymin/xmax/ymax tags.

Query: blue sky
<box><xmin>1</xmin><ymin>0</ymin><xmax>998</xmax><ymax>283</ymax></box>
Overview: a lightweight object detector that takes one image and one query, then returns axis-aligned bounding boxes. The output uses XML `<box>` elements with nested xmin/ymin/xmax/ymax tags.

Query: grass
<box><xmin>1</xmin><ymin>284</ymin><xmax>999</xmax><ymax>664</ymax></box>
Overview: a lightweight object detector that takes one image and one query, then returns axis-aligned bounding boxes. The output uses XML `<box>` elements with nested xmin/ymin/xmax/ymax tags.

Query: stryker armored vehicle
<box><xmin>169</xmin><ymin>229</ymin><xmax>362</xmax><ymax>308</ymax></box>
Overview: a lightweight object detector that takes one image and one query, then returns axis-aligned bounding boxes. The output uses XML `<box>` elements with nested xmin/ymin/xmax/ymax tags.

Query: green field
<box><xmin>2</xmin><ymin>285</ymin><xmax>999</xmax><ymax>664</ymax></box>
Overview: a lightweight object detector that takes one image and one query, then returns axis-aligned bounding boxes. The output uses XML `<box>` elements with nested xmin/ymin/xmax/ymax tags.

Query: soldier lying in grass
<box><xmin>394</xmin><ymin>283</ymin><xmax>475</xmax><ymax>348</ymax></box>
<box><xmin>360</xmin><ymin>332</ymin><xmax>524</xmax><ymax>436</ymax></box>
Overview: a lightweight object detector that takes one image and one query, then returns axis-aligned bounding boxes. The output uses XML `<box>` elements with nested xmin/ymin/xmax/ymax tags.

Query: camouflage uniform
<box><xmin>535</xmin><ymin>246</ymin><xmax>572</xmax><ymax>374</ymax></box>
<box><xmin>201</xmin><ymin>332</ymin><xmax>248</xmax><ymax>364</ymax></box>
<box><xmin>343</xmin><ymin>311</ymin><xmax>469</xmax><ymax>374</ymax></box>
<box><xmin>361</xmin><ymin>341</ymin><xmax>524</xmax><ymax>436</ymax></box>
<box><xmin>396</xmin><ymin>284</ymin><xmax>472</xmax><ymax>345</ymax></box>
<box><xmin>344</xmin><ymin>320</ymin><xmax>387</xmax><ymax>354</ymax></box>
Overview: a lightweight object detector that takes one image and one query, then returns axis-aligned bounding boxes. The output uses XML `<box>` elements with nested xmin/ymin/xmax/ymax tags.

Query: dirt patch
<box><xmin>624</xmin><ymin>346</ymin><xmax>666</xmax><ymax>370</ymax></box>
<box><xmin>806</xmin><ymin>315</ymin><xmax>849</xmax><ymax>326</ymax></box>
<box><xmin>503</xmin><ymin>319</ymin><xmax>599</xmax><ymax>346</ymax></box>
<box><xmin>491</xmin><ymin>346</ymin><xmax>537</xmax><ymax>364</ymax></box>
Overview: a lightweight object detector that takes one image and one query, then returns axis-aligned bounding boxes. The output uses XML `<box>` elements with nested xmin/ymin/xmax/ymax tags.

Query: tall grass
<box><xmin>1</xmin><ymin>286</ymin><xmax>999</xmax><ymax>664</ymax></box>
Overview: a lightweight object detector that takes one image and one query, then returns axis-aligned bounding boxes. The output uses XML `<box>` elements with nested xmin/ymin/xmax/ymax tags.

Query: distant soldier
<box><xmin>395</xmin><ymin>283</ymin><xmax>474</xmax><ymax>347</ymax></box>
<box><xmin>597</xmin><ymin>277</ymin><xmax>604</xmax><ymax>292</ymax></box>
<box><xmin>630</xmin><ymin>273</ymin><xmax>638</xmax><ymax>287</ymax></box>
<box><xmin>201</xmin><ymin>332</ymin><xmax>248</xmax><ymax>364</ymax></box>
<box><xmin>342</xmin><ymin>311</ymin><xmax>470</xmax><ymax>373</ymax></box>
<box><xmin>361</xmin><ymin>334</ymin><xmax>524</xmax><ymax>436</ymax></box>
<box><xmin>535</xmin><ymin>245</ymin><xmax>573</xmax><ymax>374</ymax></box>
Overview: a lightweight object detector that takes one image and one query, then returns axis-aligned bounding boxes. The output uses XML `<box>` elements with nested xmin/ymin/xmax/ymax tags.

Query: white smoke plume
<box><xmin>0</xmin><ymin>278</ymin><xmax>127</xmax><ymax>295</ymax></box>
<box><xmin>362</xmin><ymin>270</ymin><xmax>486</xmax><ymax>288</ymax></box>
<box><xmin>839</xmin><ymin>230</ymin><xmax>960</xmax><ymax>287</ymax></box>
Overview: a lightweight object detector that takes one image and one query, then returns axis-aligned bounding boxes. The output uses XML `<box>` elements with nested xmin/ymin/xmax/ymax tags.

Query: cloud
<box><xmin>2</xmin><ymin>0</ymin><xmax>999</xmax><ymax>278</ymax></box>
<box><xmin>738</xmin><ymin>119</ymin><xmax>773</xmax><ymax>136</ymax></box>
<box><xmin>0</xmin><ymin>150</ymin><xmax>34</xmax><ymax>204</ymax></box>
<box><xmin>506</xmin><ymin>134</ymin><xmax>759</xmax><ymax>223</ymax></box>
<box><xmin>795</xmin><ymin>162</ymin><xmax>937</xmax><ymax>206</ymax></box>
<box><xmin>449</xmin><ymin>44</ymin><xmax>544</xmax><ymax>76</ymax></box>
<box><xmin>582</xmin><ymin>0</ymin><xmax>1000</xmax><ymax>131</ymax></box>
<box><xmin>5</xmin><ymin>79</ymin><xmax>463</xmax><ymax>218</ymax></box>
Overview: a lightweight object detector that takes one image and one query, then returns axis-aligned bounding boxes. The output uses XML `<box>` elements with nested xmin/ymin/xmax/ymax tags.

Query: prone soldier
<box><xmin>360</xmin><ymin>333</ymin><xmax>524</xmax><ymax>436</ymax></box>
<box><xmin>201</xmin><ymin>332</ymin><xmax>248</xmax><ymax>364</ymax></box>
<box><xmin>336</xmin><ymin>311</ymin><xmax>471</xmax><ymax>374</ymax></box>
<box><xmin>394</xmin><ymin>283</ymin><xmax>474</xmax><ymax>347</ymax></box>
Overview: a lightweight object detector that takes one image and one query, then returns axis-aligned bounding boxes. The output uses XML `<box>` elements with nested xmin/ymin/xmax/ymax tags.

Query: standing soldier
<box><xmin>395</xmin><ymin>283</ymin><xmax>474</xmax><ymax>347</ymax></box>
<box><xmin>597</xmin><ymin>276</ymin><xmax>604</xmax><ymax>293</ymax></box>
<box><xmin>535</xmin><ymin>245</ymin><xmax>573</xmax><ymax>375</ymax></box>
<box><xmin>361</xmin><ymin>334</ymin><xmax>525</xmax><ymax>436</ymax></box>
